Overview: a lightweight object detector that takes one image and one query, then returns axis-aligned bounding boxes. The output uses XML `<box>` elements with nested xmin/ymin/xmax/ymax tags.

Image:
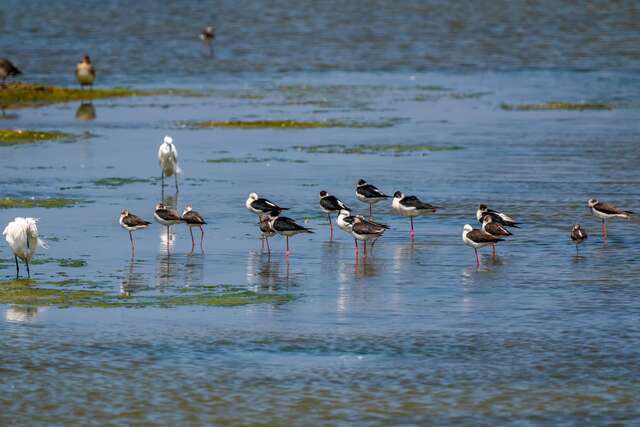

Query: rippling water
<box><xmin>1</xmin><ymin>2</ymin><xmax>640</xmax><ymax>425</ymax></box>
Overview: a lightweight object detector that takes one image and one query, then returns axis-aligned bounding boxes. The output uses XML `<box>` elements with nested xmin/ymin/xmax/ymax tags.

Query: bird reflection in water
<box><xmin>246</xmin><ymin>250</ymin><xmax>290</xmax><ymax>290</ymax></box>
<box><xmin>75</xmin><ymin>102</ymin><xmax>96</xmax><ymax>121</ymax></box>
<box><xmin>0</xmin><ymin>107</ymin><xmax>18</xmax><ymax>120</ymax></box>
<box><xmin>120</xmin><ymin>259</ymin><xmax>148</xmax><ymax>297</ymax></box>
<box><xmin>5</xmin><ymin>305</ymin><xmax>43</xmax><ymax>322</ymax></box>
<box><xmin>184</xmin><ymin>254</ymin><xmax>204</xmax><ymax>289</ymax></box>
<box><xmin>159</xmin><ymin>193</ymin><xmax>179</xmax><ymax>254</ymax></box>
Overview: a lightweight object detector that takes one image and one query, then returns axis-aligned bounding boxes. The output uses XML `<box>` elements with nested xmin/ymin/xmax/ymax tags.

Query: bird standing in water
<box><xmin>158</xmin><ymin>135</ymin><xmax>181</xmax><ymax>199</ymax></box>
<box><xmin>0</xmin><ymin>58</ymin><xmax>21</xmax><ymax>84</ymax></box>
<box><xmin>259</xmin><ymin>213</ymin><xmax>276</xmax><ymax>255</ymax></box>
<box><xmin>392</xmin><ymin>191</ymin><xmax>440</xmax><ymax>240</ymax></box>
<box><xmin>481</xmin><ymin>215</ymin><xmax>512</xmax><ymax>257</ymax></box>
<box><xmin>3</xmin><ymin>217</ymin><xmax>47</xmax><ymax>278</ymax></box>
<box><xmin>587</xmin><ymin>198</ymin><xmax>633</xmax><ymax>240</ymax></box>
<box><xmin>268</xmin><ymin>211</ymin><xmax>313</xmax><ymax>256</ymax></box>
<box><xmin>76</xmin><ymin>54</ymin><xmax>96</xmax><ymax>90</ymax></box>
<box><xmin>119</xmin><ymin>209</ymin><xmax>151</xmax><ymax>257</ymax></box>
<box><xmin>182</xmin><ymin>205</ymin><xmax>206</xmax><ymax>253</ymax></box>
<box><xmin>350</xmin><ymin>216</ymin><xmax>386</xmax><ymax>258</ymax></box>
<box><xmin>462</xmin><ymin>224</ymin><xmax>503</xmax><ymax>268</ymax></box>
<box><xmin>570</xmin><ymin>224</ymin><xmax>587</xmax><ymax>256</ymax></box>
<box><xmin>319</xmin><ymin>190</ymin><xmax>350</xmax><ymax>240</ymax></box>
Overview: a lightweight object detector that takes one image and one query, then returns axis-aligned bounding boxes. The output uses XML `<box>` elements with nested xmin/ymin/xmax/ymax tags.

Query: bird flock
<box><xmin>3</xmin><ymin>132</ymin><xmax>635</xmax><ymax>278</ymax></box>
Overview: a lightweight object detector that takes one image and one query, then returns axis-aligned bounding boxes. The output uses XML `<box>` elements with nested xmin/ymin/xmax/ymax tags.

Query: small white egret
<box><xmin>158</xmin><ymin>135</ymin><xmax>181</xmax><ymax>199</ymax></box>
<box><xmin>3</xmin><ymin>217</ymin><xmax>47</xmax><ymax>279</ymax></box>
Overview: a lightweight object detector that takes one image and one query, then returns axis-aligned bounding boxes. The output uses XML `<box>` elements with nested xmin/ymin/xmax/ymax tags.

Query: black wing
<box><xmin>124</xmin><ymin>213</ymin><xmax>151</xmax><ymax>227</ymax></box>
<box><xmin>402</xmin><ymin>195</ymin><xmax>437</xmax><ymax>210</ymax></box>
<box><xmin>252</xmin><ymin>198</ymin><xmax>288</xmax><ymax>212</ymax></box>
<box><xmin>273</xmin><ymin>217</ymin><xmax>313</xmax><ymax>233</ymax></box>
<box><xmin>320</xmin><ymin>195</ymin><xmax>349</xmax><ymax>212</ymax></box>
<box><xmin>357</xmin><ymin>184</ymin><xmax>388</xmax><ymax>199</ymax></box>
<box><xmin>352</xmin><ymin>221</ymin><xmax>385</xmax><ymax>236</ymax></box>
<box><xmin>183</xmin><ymin>210</ymin><xmax>206</xmax><ymax>225</ymax></box>
<box><xmin>156</xmin><ymin>208</ymin><xmax>182</xmax><ymax>222</ymax></box>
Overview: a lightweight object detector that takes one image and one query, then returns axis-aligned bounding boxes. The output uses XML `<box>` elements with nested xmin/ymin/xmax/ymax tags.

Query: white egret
<box><xmin>3</xmin><ymin>217</ymin><xmax>47</xmax><ymax>279</ymax></box>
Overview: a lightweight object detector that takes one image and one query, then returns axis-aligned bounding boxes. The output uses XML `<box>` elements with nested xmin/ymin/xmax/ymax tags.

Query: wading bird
<box><xmin>392</xmin><ymin>191</ymin><xmax>440</xmax><ymax>240</ymax></box>
<box><xmin>482</xmin><ymin>215</ymin><xmax>512</xmax><ymax>257</ymax></box>
<box><xmin>351</xmin><ymin>217</ymin><xmax>386</xmax><ymax>257</ymax></box>
<box><xmin>587</xmin><ymin>198</ymin><xmax>633</xmax><ymax>240</ymax></box>
<box><xmin>268</xmin><ymin>211</ymin><xmax>313</xmax><ymax>256</ymax></box>
<box><xmin>246</xmin><ymin>192</ymin><xmax>288</xmax><ymax>215</ymax></box>
<box><xmin>76</xmin><ymin>54</ymin><xmax>95</xmax><ymax>89</ymax></box>
<box><xmin>259</xmin><ymin>213</ymin><xmax>276</xmax><ymax>255</ymax></box>
<box><xmin>0</xmin><ymin>58</ymin><xmax>21</xmax><ymax>84</ymax></box>
<box><xmin>356</xmin><ymin>179</ymin><xmax>389</xmax><ymax>218</ymax></box>
<box><xmin>158</xmin><ymin>135</ymin><xmax>180</xmax><ymax>198</ymax></box>
<box><xmin>182</xmin><ymin>205</ymin><xmax>206</xmax><ymax>253</ymax></box>
<box><xmin>476</xmin><ymin>204</ymin><xmax>520</xmax><ymax>228</ymax></box>
<box><xmin>3</xmin><ymin>217</ymin><xmax>47</xmax><ymax>279</ymax></box>
<box><xmin>119</xmin><ymin>209</ymin><xmax>151</xmax><ymax>257</ymax></box>
<box><xmin>154</xmin><ymin>202</ymin><xmax>183</xmax><ymax>246</ymax></box>
<box><xmin>200</xmin><ymin>26</ymin><xmax>215</xmax><ymax>43</ymax></box>
<box><xmin>570</xmin><ymin>224</ymin><xmax>588</xmax><ymax>256</ymax></box>
<box><xmin>337</xmin><ymin>209</ymin><xmax>388</xmax><ymax>254</ymax></box>
<box><xmin>319</xmin><ymin>190</ymin><xmax>350</xmax><ymax>240</ymax></box>
<box><xmin>462</xmin><ymin>224</ymin><xmax>503</xmax><ymax>268</ymax></box>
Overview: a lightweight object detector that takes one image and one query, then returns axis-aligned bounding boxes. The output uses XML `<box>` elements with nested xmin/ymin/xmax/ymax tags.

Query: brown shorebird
<box><xmin>0</xmin><ymin>58</ymin><xmax>21</xmax><ymax>84</ymax></box>
<box><xmin>462</xmin><ymin>224</ymin><xmax>503</xmax><ymax>267</ymax></box>
<box><xmin>76</xmin><ymin>54</ymin><xmax>96</xmax><ymax>89</ymax></box>
<box><xmin>182</xmin><ymin>205</ymin><xmax>206</xmax><ymax>253</ymax></box>
<box><xmin>119</xmin><ymin>209</ymin><xmax>151</xmax><ymax>257</ymax></box>
<box><xmin>570</xmin><ymin>224</ymin><xmax>587</xmax><ymax>256</ymax></box>
<box><xmin>482</xmin><ymin>215</ymin><xmax>512</xmax><ymax>257</ymax></box>
<box><xmin>587</xmin><ymin>198</ymin><xmax>633</xmax><ymax>240</ymax></box>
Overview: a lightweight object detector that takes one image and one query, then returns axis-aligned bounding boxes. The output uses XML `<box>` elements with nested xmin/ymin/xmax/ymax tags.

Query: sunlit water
<box><xmin>2</xmin><ymin>2</ymin><xmax>640</xmax><ymax>425</ymax></box>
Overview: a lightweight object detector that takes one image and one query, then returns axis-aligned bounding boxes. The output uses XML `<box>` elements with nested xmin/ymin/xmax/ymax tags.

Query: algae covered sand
<box><xmin>0</xmin><ymin>280</ymin><xmax>292</xmax><ymax>308</ymax></box>
<box><xmin>501</xmin><ymin>101</ymin><xmax>613</xmax><ymax>111</ymax></box>
<box><xmin>0</xmin><ymin>197</ymin><xmax>82</xmax><ymax>209</ymax></box>
<box><xmin>0</xmin><ymin>129</ymin><xmax>76</xmax><ymax>145</ymax></box>
<box><xmin>93</xmin><ymin>177</ymin><xmax>151</xmax><ymax>187</ymax></box>
<box><xmin>176</xmin><ymin>119</ymin><xmax>397</xmax><ymax>129</ymax></box>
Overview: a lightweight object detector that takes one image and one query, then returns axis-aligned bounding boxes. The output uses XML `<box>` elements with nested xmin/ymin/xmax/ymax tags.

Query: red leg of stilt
<box><xmin>129</xmin><ymin>231</ymin><xmax>135</xmax><ymax>257</ymax></box>
<box><xmin>492</xmin><ymin>243</ymin><xmax>496</xmax><ymax>258</ymax></box>
<box><xmin>285</xmin><ymin>236</ymin><xmax>290</xmax><ymax>256</ymax></box>
<box><xmin>410</xmin><ymin>217</ymin><xmax>415</xmax><ymax>240</ymax></box>
<box><xmin>602</xmin><ymin>219</ymin><xmax>607</xmax><ymax>240</ymax></box>
<box><xmin>355</xmin><ymin>238</ymin><xmax>359</xmax><ymax>256</ymax></box>
<box><xmin>475</xmin><ymin>248</ymin><xmax>480</xmax><ymax>267</ymax></box>
<box><xmin>328</xmin><ymin>214</ymin><xmax>333</xmax><ymax>240</ymax></box>
<box><xmin>364</xmin><ymin>241</ymin><xmax>368</xmax><ymax>257</ymax></box>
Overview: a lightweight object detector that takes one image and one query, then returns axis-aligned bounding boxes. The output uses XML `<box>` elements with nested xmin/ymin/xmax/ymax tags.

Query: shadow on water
<box><xmin>75</xmin><ymin>102</ymin><xmax>96</xmax><ymax>121</ymax></box>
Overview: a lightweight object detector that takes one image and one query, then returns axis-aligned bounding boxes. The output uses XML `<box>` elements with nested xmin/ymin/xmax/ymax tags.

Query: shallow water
<box><xmin>2</xmin><ymin>2</ymin><xmax>640</xmax><ymax>426</ymax></box>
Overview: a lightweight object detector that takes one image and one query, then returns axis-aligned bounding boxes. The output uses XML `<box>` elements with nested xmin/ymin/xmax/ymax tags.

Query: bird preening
<box><xmin>3</xmin><ymin>217</ymin><xmax>47</xmax><ymax>279</ymax></box>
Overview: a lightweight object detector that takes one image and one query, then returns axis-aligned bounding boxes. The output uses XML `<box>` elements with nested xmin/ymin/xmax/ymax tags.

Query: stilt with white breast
<box><xmin>482</xmin><ymin>215</ymin><xmax>512</xmax><ymax>257</ymax></box>
<box><xmin>392</xmin><ymin>191</ymin><xmax>440</xmax><ymax>240</ymax></box>
<box><xmin>587</xmin><ymin>198</ymin><xmax>633</xmax><ymax>240</ymax></box>
<box><xmin>268</xmin><ymin>211</ymin><xmax>313</xmax><ymax>256</ymax></box>
<box><xmin>356</xmin><ymin>179</ymin><xmax>389</xmax><ymax>218</ymax></box>
<box><xmin>154</xmin><ymin>203</ymin><xmax>183</xmax><ymax>248</ymax></box>
<box><xmin>476</xmin><ymin>204</ymin><xmax>520</xmax><ymax>228</ymax></box>
<box><xmin>351</xmin><ymin>217</ymin><xmax>386</xmax><ymax>257</ymax></box>
<box><xmin>119</xmin><ymin>210</ymin><xmax>151</xmax><ymax>257</ymax></box>
<box><xmin>3</xmin><ymin>217</ymin><xmax>47</xmax><ymax>279</ymax></box>
<box><xmin>158</xmin><ymin>135</ymin><xmax>180</xmax><ymax>200</ymax></box>
<box><xmin>246</xmin><ymin>193</ymin><xmax>288</xmax><ymax>216</ymax></box>
<box><xmin>462</xmin><ymin>224</ymin><xmax>503</xmax><ymax>267</ymax></box>
<box><xmin>76</xmin><ymin>54</ymin><xmax>95</xmax><ymax>89</ymax></box>
<box><xmin>570</xmin><ymin>224</ymin><xmax>588</xmax><ymax>256</ymax></box>
<box><xmin>319</xmin><ymin>190</ymin><xmax>350</xmax><ymax>240</ymax></box>
<box><xmin>182</xmin><ymin>205</ymin><xmax>206</xmax><ymax>253</ymax></box>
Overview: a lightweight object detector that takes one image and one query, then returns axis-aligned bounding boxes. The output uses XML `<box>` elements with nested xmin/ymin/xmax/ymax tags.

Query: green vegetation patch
<box><xmin>0</xmin><ymin>129</ymin><xmax>76</xmax><ymax>145</ymax></box>
<box><xmin>0</xmin><ymin>280</ymin><xmax>292</xmax><ymax>308</ymax></box>
<box><xmin>293</xmin><ymin>143</ymin><xmax>464</xmax><ymax>155</ymax></box>
<box><xmin>93</xmin><ymin>177</ymin><xmax>151</xmax><ymax>187</ymax></box>
<box><xmin>0</xmin><ymin>198</ymin><xmax>81</xmax><ymax>209</ymax></box>
<box><xmin>207</xmin><ymin>157</ymin><xmax>307</xmax><ymax>164</ymax></box>
<box><xmin>0</xmin><ymin>83</ymin><xmax>152</xmax><ymax>109</ymax></box>
<box><xmin>501</xmin><ymin>102</ymin><xmax>613</xmax><ymax>111</ymax></box>
<box><xmin>177</xmin><ymin>119</ymin><xmax>395</xmax><ymax>129</ymax></box>
<box><xmin>31</xmin><ymin>258</ymin><xmax>87</xmax><ymax>268</ymax></box>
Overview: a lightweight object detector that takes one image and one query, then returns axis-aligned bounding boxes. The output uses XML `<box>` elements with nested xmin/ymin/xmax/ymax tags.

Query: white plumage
<box><xmin>158</xmin><ymin>135</ymin><xmax>181</xmax><ymax>193</ymax></box>
<box><xmin>3</xmin><ymin>217</ymin><xmax>47</xmax><ymax>278</ymax></box>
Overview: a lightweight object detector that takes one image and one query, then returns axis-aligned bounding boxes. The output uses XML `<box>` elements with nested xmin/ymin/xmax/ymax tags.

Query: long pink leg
<box><xmin>364</xmin><ymin>241</ymin><xmax>368</xmax><ymax>258</ymax></box>
<box><xmin>410</xmin><ymin>217</ymin><xmax>415</xmax><ymax>240</ymax></box>
<box><xmin>475</xmin><ymin>248</ymin><xmax>480</xmax><ymax>267</ymax></box>
<box><xmin>492</xmin><ymin>243</ymin><xmax>496</xmax><ymax>258</ymax></box>
<box><xmin>189</xmin><ymin>227</ymin><xmax>195</xmax><ymax>253</ymax></box>
<box><xmin>602</xmin><ymin>219</ymin><xmax>607</xmax><ymax>240</ymax></box>
<box><xmin>285</xmin><ymin>236</ymin><xmax>290</xmax><ymax>256</ymax></box>
<box><xmin>129</xmin><ymin>231</ymin><xmax>135</xmax><ymax>257</ymax></box>
<box><xmin>355</xmin><ymin>238</ymin><xmax>359</xmax><ymax>257</ymax></box>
